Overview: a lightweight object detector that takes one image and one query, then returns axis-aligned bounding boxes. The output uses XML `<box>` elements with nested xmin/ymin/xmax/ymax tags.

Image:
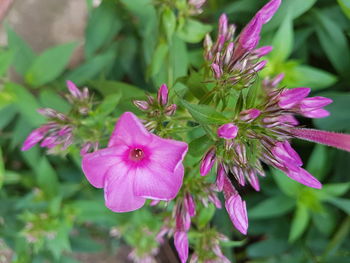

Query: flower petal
<box><xmin>81</xmin><ymin>145</ymin><xmax>128</xmax><ymax>188</ymax></box>
<box><xmin>104</xmin><ymin>165</ymin><xmax>146</xmax><ymax>212</ymax></box>
<box><xmin>133</xmin><ymin>163</ymin><xmax>185</xmax><ymax>200</ymax></box>
<box><xmin>108</xmin><ymin>112</ymin><xmax>152</xmax><ymax>147</ymax></box>
<box><xmin>149</xmin><ymin>135</ymin><xmax>188</xmax><ymax>172</ymax></box>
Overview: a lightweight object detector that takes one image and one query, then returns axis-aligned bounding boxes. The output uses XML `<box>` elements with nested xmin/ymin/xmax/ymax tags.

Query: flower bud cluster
<box><xmin>133</xmin><ymin>84</ymin><xmax>177</xmax><ymax>132</ymax></box>
<box><xmin>204</xmin><ymin>0</ymin><xmax>281</xmax><ymax>89</ymax></box>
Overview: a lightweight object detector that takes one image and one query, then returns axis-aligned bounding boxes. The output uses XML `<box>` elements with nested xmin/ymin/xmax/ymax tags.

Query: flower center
<box><xmin>129</xmin><ymin>148</ymin><xmax>144</xmax><ymax>161</ymax></box>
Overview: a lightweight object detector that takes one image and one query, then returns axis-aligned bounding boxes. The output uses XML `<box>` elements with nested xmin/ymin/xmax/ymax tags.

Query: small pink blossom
<box><xmin>82</xmin><ymin>112</ymin><xmax>188</xmax><ymax>212</ymax></box>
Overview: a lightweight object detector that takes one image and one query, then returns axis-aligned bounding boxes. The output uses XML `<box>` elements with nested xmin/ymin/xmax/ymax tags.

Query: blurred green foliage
<box><xmin>0</xmin><ymin>0</ymin><xmax>349</xmax><ymax>262</ymax></box>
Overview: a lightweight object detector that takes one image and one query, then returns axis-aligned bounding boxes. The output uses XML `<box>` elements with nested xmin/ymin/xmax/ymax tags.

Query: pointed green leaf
<box><xmin>271</xmin><ymin>168</ymin><xmax>301</xmax><ymax>197</ymax></box>
<box><xmin>0</xmin><ymin>50</ymin><xmax>14</xmax><ymax>77</ymax></box>
<box><xmin>249</xmin><ymin>195</ymin><xmax>296</xmax><ymax>219</ymax></box>
<box><xmin>162</xmin><ymin>7</ymin><xmax>176</xmax><ymax>43</ymax></box>
<box><xmin>292</xmin><ymin>65</ymin><xmax>337</xmax><ymax>90</ymax></box>
<box><xmin>179</xmin><ymin>99</ymin><xmax>230</xmax><ymax>125</ymax></box>
<box><xmin>338</xmin><ymin>0</ymin><xmax>350</xmax><ymax>19</ymax></box>
<box><xmin>327</xmin><ymin>198</ymin><xmax>350</xmax><ymax>214</ymax></box>
<box><xmin>306</xmin><ymin>145</ymin><xmax>330</xmax><ymax>180</ymax></box>
<box><xmin>85</xmin><ymin>0</ymin><xmax>121</xmax><ymax>58</ymax></box>
<box><xmin>7</xmin><ymin>27</ymin><xmax>36</xmax><ymax>76</ymax></box>
<box><xmin>0</xmin><ymin>148</ymin><xmax>4</xmax><ymax>189</ymax></box>
<box><xmin>314</xmin><ymin>10</ymin><xmax>350</xmax><ymax>75</ymax></box>
<box><xmin>270</xmin><ymin>14</ymin><xmax>293</xmax><ymax>62</ymax></box>
<box><xmin>177</xmin><ymin>19</ymin><xmax>212</xmax><ymax>43</ymax></box>
<box><xmin>25</xmin><ymin>43</ymin><xmax>77</xmax><ymax>86</ymax></box>
<box><xmin>289</xmin><ymin>204</ymin><xmax>310</xmax><ymax>242</ymax></box>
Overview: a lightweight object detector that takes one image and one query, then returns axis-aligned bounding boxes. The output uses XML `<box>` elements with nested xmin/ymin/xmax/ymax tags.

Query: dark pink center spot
<box><xmin>129</xmin><ymin>148</ymin><xmax>144</xmax><ymax>161</ymax></box>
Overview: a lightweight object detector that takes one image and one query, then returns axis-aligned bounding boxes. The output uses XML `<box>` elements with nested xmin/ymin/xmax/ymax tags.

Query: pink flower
<box><xmin>217</xmin><ymin>123</ymin><xmax>239</xmax><ymax>139</ymax></box>
<box><xmin>82</xmin><ymin>112</ymin><xmax>188</xmax><ymax>212</ymax></box>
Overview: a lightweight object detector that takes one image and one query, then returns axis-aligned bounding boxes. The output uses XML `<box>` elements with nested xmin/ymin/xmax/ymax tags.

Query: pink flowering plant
<box><xmin>1</xmin><ymin>0</ymin><xmax>350</xmax><ymax>262</ymax></box>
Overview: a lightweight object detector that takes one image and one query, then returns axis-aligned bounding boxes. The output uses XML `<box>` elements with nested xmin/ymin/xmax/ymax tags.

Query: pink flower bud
<box><xmin>300</xmin><ymin>96</ymin><xmax>333</xmax><ymax>109</ymax></box>
<box><xmin>257</xmin><ymin>0</ymin><xmax>281</xmax><ymax>24</ymax></box>
<box><xmin>300</xmin><ymin>108</ymin><xmax>330</xmax><ymax>119</ymax></box>
<box><xmin>225</xmin><ymin>194</ymin><xmax>248</xmax><ymax>235</ymax></box>
<box><xmin>272</xmin><ymin>141</ymin><xmax>303</xmax><ymax>168</ymax></box>
<box><xmin>40</xmin><ymin>136</ymin><xmax>58</xmax><ymax>149</ymax></box>
<box><xmin>285</xmin><ymin>167</ymin><xmax>322</xmax><ymax>189</ymax></box>
<box><xmin>211</xmin><ymin>63</ymin><xmax>222</xmax><ymax>79</ymax></box>
<box><xmin>164</xmin><ymin>104</ymin><xmax>177</xmax><ymax>116</ymax></box>
<box><xmin>37</xmin><ymin>108</ymin><xmax>59</xmax><ymax>119</ymax></box>
<box><xmin>174</xmin><ymin>231</ymin><xmax>189</xmax><ymax>263</ymax></box>
<box><xmin>247</xmin><ymin>170</ymin><xmax>260</xmax><ymax>191</ymax></box>
<box><xmin>216</xmin><ymin>164</ymin><xmax>226</xmax><ymax>191</ymax></box>
<box><xmin>252</xmin><ymin>60</ymin><xmax>267</xmax><ymax>72</ymax></box>
<box><xmin>66</xmin><ymin>80</ymin><xmax>82</xmax><ymax>98</ymax></box>
<box><xmin>238</xmin><ymin>16</ymin><xmax>263</xmax><ymax>52</ymax></box>
<box><xmin>278</xmin><ymin>87</ymin><xmax>311</xmax><ymax>109</ymax></box>
<box><xmin>200</xmin><ymin>148</ymin><xmax>216</xmax><ymax>176</ymax></box>
<box><xmin>21</xmin><ymin>127</ymin><xmax>48</xmax><ymax>151</ymax></box>
<box><xmin>217</xmin><ymin>123</ymin><xmax>238</xmax><ymax>139</ymax></box>
<box><xmin>218</xmin><ymin>14</ymin><xmax>228</xmax><ymax>36</ymax></box>
<box><xmin>271</xmin><ymin>73</ymin><xmax>285</xmax><ymax>87</ymax></box>
<box><xmin>226</xmin><ymin>24</ymin><xmax>236</xmax><ymax>41</ymax></box>
<box><xmin>209</xmin><ymin>193</ymin><xmax>222</xmax><ymax>209</ymax></box>
<box><xmin>184</xmin><ymin>194</ymin><xmax>196</xmax><ymax>217</ymax></box>
<box><xmin>157</xmin><ymin>84</ymin><xmax>168</xmax><ymax>106</ymax></box>
<box><xmin>253</xmin><ymin>46</ymin><xmax>273</xmax><ymax>57</ymax></box>
<box><xmin>239</xmin><ymin>108</ymin><xmax>261</xmax><ymax>122</ymax></box>
<box><xmin>224</xmin><ymin>42</ymin><xmax>234</xmax><ymax>65</ymax></box>
<box><xmin>133</xmin><ymin>100</ymin><xmax>149</xmax><ymax>111</ymax></box>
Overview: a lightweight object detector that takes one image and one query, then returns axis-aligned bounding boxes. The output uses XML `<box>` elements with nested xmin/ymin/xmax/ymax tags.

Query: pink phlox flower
<box><xmin>82</xmin><ymin>112</ymin><xmax>188</xmax><ymax>212</ymax></box>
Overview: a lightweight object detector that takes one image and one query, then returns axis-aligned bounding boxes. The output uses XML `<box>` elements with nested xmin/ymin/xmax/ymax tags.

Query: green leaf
<box><xmin>292</xmin><ymin>65</ymin><xmax>337</xmax><ymax>90</ymax></box>
<box><xmin>306</xmin><ymin>145</ymin><xmax>329</xmax><ymax>180</ymax></box>
<box><xmin>0</xmin><ymin>148</ymin><xmax>4</xmax><ymax>189</ymax></box>
<box><xmin>247</xmin><ymin>237</ymin><xmax>289</xmax><ymax>258</ymax></box>
<box><xmin>249</xmin><ymin>195</ymin><xmax>296</xmax><ymax>219</ymax></box>
<box><xmin>6</xmin><ymin>27</ymin><xmax>36</xmax><ymax>76</ymax></box>
<box><xmin>289</xmin><ymin>204</ymin><xmax>310</xmax><ymax>242</ymax></box>
<box><xmin>184</xmin><ymin>70</ymin><xmax>208</xmax><ymax>100</ymax></box>
<box><xmin>179</xmin><ymin>99</ymin><xmax>230</xmax><ymax>125</ymax></box>
<box><xmin>177</xmin><ymin>19</ymin><xmax>212</xmax><ymax>43</ymax></box>
<box><xmin>338</xmin><ymin>0</ymin><xmax>350</xmax><ymax>19</ymax></box>
<box><xmin>66</xmin><ymin>45</ymin><xmax>117</xmax><ymax>85</ymax></box>
<box><xmin>314</xmin><ymin>10</ymin><xmax>350</xmax><ymax>75</ymax></box>
<box><xmin>270</xmin><ymin>14</ymin><xmax>293</xmax><ymax>63</ymax></box>
<box><xmin>327</xmin><ymin>198</ymin><xmax>350</xmax><ymax>214</ymax></box>
<box><xmin>4</xmin><ymin>83</ymin><xmax>44</xmax><ymax>126</ymax></box>
<box><xmin>313</xmin><ymin>92</ymin><xmax>350</xmax><ymax>131</ymax></box>
<box><xmin>162</xmin><ymin>7</ymin><xmax>176</xmax><ymax>43</ymax></box>
<box><xmin>317</xmin><ymin>183</ymin><xmax>350</xmax><ymax>201</ymax></box>
<box><xmin>263</xmin><ymin>0</ymin><xmax>317</xmax><ymax>32</ymax></box>
<box><xmin>39</xmin><ymin>90</ymin><xmax>71</xmax><ymax>113</ymax></box>
<box><xmin>169</xmin><ymin>36</ymin><xmax>188</xmax><ymax>84</ymax></box>
<box><xmin>85</xmin><ymin>1</ymin><xmax>121</xmax><ymax>58</ymax></box>
<box><xmin>272</xmin><ymin>168</ymin><xmax>301</xmax><ymax>197</ymax></box>
<box><xmin>0</xmin><ymin>105</ymin><xmax>17</xmax><ymax>129</ymax></box>
<box><xmin>94</xmin><ymin>92</ymin><xmax>122</xmax><ymax>118</ymax></box>
<box><xmin>188</xmin><ymin>135</ymin><xmax>213</xmax><ymax>157</ymax></box>
<box><xmin>35</xmin><ymin>157</ymin><xmax>59</xmax><ymax>197</ymax></box>
<box><xmin>0</xmin><ymin>50</ymin><xmax>14</xmax><ymax>77</ymax></box>
<box><xmin>25</xmin><ymin>43</ymin><xmax>77</xmax><ymax>86</ymax></box>
<box><xmin>197</xmin><ymin>204</ymin><xmax>216</xmax><ymax>229</ymax></box>
<box><xmin>150</xmin><ymin>42</ymin><xmax>168</xmax><ymax>77</ymax></box>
